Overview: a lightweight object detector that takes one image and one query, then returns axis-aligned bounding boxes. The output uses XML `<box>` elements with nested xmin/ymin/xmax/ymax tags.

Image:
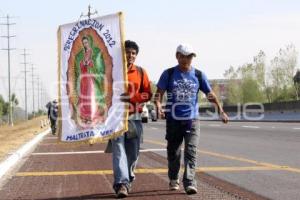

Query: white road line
<box><xmin>44</xmin><ymin>137</ymin><xmax>57</xmax><ymax>139</ymax></box>
<box><xmin>140</xmin><ymin>149</ymin><xmax>166</xmax><ymax>152</ymax></box>
<box><xmin>208</xmin><ymin>124</ymin><xmax>221</xmax><ymax>127</ymax></box>
<box><xmin>151</xmin><ymin>127</ymin><xmax>158</xmax><ymax>130</ymax></box>
<box><xmin>32</xmin><ymin>151</ymin><xmax>105</xmax><ymax>155</ymax></box>
<box><xmin>293</xmin><ymin>128</ymin><xmax>300</xmax><ymax>130</ymax></box>
<box><xmin>242</xmin><ymin>126</ymin><xmax>260</xmax><ymax>129</ymax></box>
<box><xmin>31</xmin><ymin>149</ymin><xmax>167</xmax><ymax>155</ymax></box>
<box><xmin>0</xmin><ymin>128</ymin><xmax>50</xmax><ymax>179</ymax></box>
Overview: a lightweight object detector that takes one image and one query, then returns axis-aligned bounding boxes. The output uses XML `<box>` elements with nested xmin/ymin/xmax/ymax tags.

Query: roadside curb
<box><xmin>200</xmin><ymin>120</ymin><xmax>300</xmax><ymax>123</ymax></box>
<box><xmin>0</xmin><ymin>128</ymin><xmax>50</xmax><ymax>180</ymax></box>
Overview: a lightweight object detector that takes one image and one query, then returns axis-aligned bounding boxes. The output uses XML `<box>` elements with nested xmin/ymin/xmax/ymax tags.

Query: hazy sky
<box><xmin>1</xmin><ymin>0</ymin><xmax>300</xmax><ymax>111</ymax></box>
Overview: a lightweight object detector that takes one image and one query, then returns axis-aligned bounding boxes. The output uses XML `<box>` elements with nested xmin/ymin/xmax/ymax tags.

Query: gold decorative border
<box><xmin>118</xmin><ymin>11</ymin><xmax>129</xmax><ymax>137</ymax></box>
<box><xmin>57</xmin><ymin>27</ymin><xmax>63</xmax><ymax>142</ymax></box>
<box><xmin>56</xmin><ymin>12</ymin><xmax>128</xmax><ymax>145</ymax></box>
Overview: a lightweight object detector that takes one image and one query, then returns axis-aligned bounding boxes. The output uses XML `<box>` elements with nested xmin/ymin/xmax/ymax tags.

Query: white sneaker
<box><xmin>169</xmin><ymin>179</ymin><xmax>180</xmax><ymax>190</ymax></box>
<box><xmin>185</xmin><ymin>185</ymin><xmax>197</xmax><ymax>195</ymax></box>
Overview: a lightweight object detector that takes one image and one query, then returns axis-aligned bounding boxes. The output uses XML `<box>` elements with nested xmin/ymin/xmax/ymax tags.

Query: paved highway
<box><xmin>142</xmin><ymin>120</ymin><xmax>300</xmax><ymax>200</ymax></box>
<box><xmin>0</xmin><ymin>120</ymin><xmax>299</xmax><ymax>199</ymax></box>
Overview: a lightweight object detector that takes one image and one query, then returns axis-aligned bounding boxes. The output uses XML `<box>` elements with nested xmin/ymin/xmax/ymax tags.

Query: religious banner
<box><xmin>57</xmin><ymin>12</ymin><xmax>128</xmax><ymax>143</ymax></box>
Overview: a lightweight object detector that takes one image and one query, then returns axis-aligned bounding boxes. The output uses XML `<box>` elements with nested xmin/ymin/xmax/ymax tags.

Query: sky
<box><xmin>1</xmin><ymin>0</ymin><xmax>300</xmax><ymax>111</ymax></box>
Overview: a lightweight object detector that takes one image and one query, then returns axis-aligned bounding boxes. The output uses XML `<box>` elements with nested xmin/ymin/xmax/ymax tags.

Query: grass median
<box><xmin>0</xmin><ymin>116</ymin><xmax>49</xmax><ymax>162</ymax></box>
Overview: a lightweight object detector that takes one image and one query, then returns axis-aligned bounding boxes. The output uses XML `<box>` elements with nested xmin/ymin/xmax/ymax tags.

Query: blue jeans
<box><xmin>111</xmin><ymin>120</ymin><xmax>143</xmax><ymax>192</ymax></box>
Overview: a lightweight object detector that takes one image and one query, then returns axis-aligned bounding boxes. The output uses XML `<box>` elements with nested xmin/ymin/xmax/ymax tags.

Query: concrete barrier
<box><xmin>199</xmin><ymin>101</ymin><xmax>300</xmax><ymax>122</ymax></box>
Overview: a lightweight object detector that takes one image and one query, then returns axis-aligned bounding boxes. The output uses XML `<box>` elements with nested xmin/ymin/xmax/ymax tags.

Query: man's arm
<box><xmin>47</xmin><ymin>106</ymin><xmax>51</xmax><ymax>119</ymax></box>
<box><xmin>129</xmin><ymin>68</ymin><xmax>152</xmax><ymax>103</ymax></box>
<box><xmin>206</xmin><ymin>92</ymin><xmax>229</xmax><ymax>123</ymax></box>
<box><xmin>154</xmin><ymin>87</ymin><xmax>166</xmax><ymax>118</ymax></box>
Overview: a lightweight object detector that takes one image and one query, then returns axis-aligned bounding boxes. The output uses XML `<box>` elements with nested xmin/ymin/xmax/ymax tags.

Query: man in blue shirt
<box><xmin>154</xmin><ymin>44</ymin><xmax>229</xmax><ymax>195</ymax></box>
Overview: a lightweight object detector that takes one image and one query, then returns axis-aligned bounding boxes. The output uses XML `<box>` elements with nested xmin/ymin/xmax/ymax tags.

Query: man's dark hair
<box><xmin>125</xmin><ymin>40</ymin><xmax>139</xmax><ymax>54</ymax></box>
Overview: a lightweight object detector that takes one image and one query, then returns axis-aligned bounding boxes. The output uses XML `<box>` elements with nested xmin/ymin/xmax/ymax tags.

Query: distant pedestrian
<box><xmin>154</xmin><ymin>44</ymin><xmax>228</xmax><ymax>195</ymax></box>
<box><xmin>47</xmin><ymin>99</ymin><xmax>58</xmax><ymax>135</ymax></box>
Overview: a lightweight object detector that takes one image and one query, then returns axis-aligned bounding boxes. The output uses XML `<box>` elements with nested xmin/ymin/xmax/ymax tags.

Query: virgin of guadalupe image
<box><xmin>67</xmin><ymin>28</ymin><xmax>113</xmax><ymax>128</ymax></box>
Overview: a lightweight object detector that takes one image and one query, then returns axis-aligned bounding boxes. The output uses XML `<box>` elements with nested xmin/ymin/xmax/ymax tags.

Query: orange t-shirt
<box><xmin>127</xmin><ymin>64</ymin><xmax>152</xmax><ymax>114</ymax></box>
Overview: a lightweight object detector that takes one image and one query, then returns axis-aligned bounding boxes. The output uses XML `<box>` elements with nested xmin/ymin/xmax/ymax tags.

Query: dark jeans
<box><xmin>50</xmin><ymin>118</ymin><xmax>57</xmax><ymax>134</ymax></box>
<box><xmin>166</xmin><ymin>119</ymin><xmax>200</xmax><ymax>188</ymax></box>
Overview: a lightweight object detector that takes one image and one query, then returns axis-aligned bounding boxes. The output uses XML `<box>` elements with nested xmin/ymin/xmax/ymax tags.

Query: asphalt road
<box><xmin>0</xmin><ymin>120</ymin><xmax>299</xmax><ymax>199</ymax></box>
<box><xmin>142</xmin><ymin>120</ymin><xmax>300</xmax><ymax>200</ymax></box>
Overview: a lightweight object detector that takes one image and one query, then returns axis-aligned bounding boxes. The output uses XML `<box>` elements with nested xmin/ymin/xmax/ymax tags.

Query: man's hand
<box><xmin>120</xmin><ymin>93</ymin><xmax>130</xmax><ymax>103</ymax></box>
<box><xmin>206</xmin><ymin>93</ymin><xmax>215</xmax><ymax>101</ymax></box>
<box><xmin>220</xmin><ymin>111</ymin><xmax>229</xmax><ymax>124</ymax></box>
<box><xmin>154</xmin><ymin>88</ymin><xmax>166</xmax><ymax>119</ymax></box>
<box><xmin>157</xmin><ymin>107</ymin><xmax>165</xmax><ymax>119</ymax></box>
<box><xmin>206</xmin><ymin>92</ymin><xmax>229</xmax><ymax>124</ymax></box>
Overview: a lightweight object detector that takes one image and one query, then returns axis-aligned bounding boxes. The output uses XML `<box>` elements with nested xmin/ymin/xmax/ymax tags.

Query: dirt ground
<box><xmin>0</xmin><ymin>116</ymin><xmax>49</xmax><ymax>162</ymax></box>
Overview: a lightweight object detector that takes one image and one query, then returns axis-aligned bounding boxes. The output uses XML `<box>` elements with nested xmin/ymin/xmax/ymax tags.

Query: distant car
<box><xmin>141</xmin><ymin>105</ymin><xmax>149</xmax><ymax>123</ymax></box>
<box><xmin>150</xmin><ymin>109</ymin><xmax>157</xmax><ymax>121</ymax></box>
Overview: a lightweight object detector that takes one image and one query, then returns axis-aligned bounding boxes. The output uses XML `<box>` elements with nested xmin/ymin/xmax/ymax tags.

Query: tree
<box><xmin>150</xmin><ymin>81</ymin><xmax>157</xmax><ymax>99</ymax></box>
<box><xmin>223</xmin><ymin>44</ymin><xmax>298</xmax><ymax>104</ymax></box>
<box><xmin>0</xmin><ymin>95</ymin><xmax>5</xmax><ymax>119</ymax></box>
<box><xmin>10</xmin><ymin>93</ymin><xmax>19</xmax><ymax>112</ymax></box>
<box><xmin>253</xmin><ymin>50</ymin><xmax>266</xmax><ymax>88</ymax></box>
<box><xmin>224</xmin><ymin>62</ymin><xmax>265</xmax><ymax>105</ymax></box>
<box><xmin>294</xmin><ymin>70</ymin><xmax>300</xmax><ymax>100</ymax></box>
<box><xmin>0</xmin><ymin>95</ymin><xmax>10</xmax><ymax>123</ymax></box>
<box><xmin>211</xmin><ymin>80</ymin><xmax>221</xmax><ymax>101</ymax></box>
<box><xmin>241</xmin><ymin>77</ymin><xmax>263</xmax><ymax>103</ymax></box>
<box><xmin>1</xmin><ymin>100</ymin><xmax>9</xmax><ymax>116</ymax></box>
<box><xmin>253</xmin><ymin>50</ymin><xmax>269</xmax><ymax>102</ymax></box>
<box><xmin>269</xmin><ymin>44</ymin><xmax>298</xmax><ymax>102</ymax></box>
<box><xmin>238</xmin><ymin>63</ymin><xmax>264</xmax><ymax>103</ymax></box>
<box><xmin>223</xmin><ymin>66</ymin><xmax>242</xmax><ymax>105</ymax></box>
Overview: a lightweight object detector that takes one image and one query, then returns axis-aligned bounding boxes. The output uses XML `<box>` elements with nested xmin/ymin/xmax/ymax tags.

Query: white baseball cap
<box><xmin>176</xmin><ymin>44</ymin><xmax>196</xmax><ymax>57</ymax></box>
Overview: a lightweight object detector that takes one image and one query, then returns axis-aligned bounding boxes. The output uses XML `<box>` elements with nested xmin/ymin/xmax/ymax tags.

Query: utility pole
<box><xmin>40</xmin><ymin>83</ymin><xmax>44</xmax><ymax>111</ymax></box>
<box><xmin>41</xmin><ymin>87</ymin><xmax>47</xmax><ymax>111</ymax></box>
<box><xmin>30</xmin><ymin>64</ymin><xmax>36</xmax><ymax>117</ymax></box>
<box><xmin>1</xmin><ymin>15</ymin><xmax>16</xmax><ymax>126</ymax></box>
<box><xmin>80</xmin><ymin>5</ymin><xmax>98</xmax><ymax>19</ymax></box>
<box><xmin>36</xmin><ymin>77</ymin><xmax>40</xmax><ymax>112</ymax></box>
<box><xmin>20</xmin><ymin>49</ymin><xmax>30</xmax><ymax>120</ymax></box>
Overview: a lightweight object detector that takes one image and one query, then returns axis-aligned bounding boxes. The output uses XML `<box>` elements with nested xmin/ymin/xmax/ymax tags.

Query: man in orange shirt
<box><xmin>111</xmin><ymin>40</ymin><xmax>152</xmax><ymax>198</ymax></box>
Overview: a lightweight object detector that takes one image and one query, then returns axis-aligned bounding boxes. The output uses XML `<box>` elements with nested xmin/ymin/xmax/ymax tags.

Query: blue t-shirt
<box><xmin>157</xmin><ymin>66</ymin><xmax>211</xmax><ymax>120</ymax></box>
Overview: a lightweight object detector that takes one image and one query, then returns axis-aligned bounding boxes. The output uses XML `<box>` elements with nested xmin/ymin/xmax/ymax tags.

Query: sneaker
<box><xmin>169</xmin><ymin>179</ymin><xmax>180</xmax><ymax>190</ymax></box>
<box><xmin>116</xmin><ymin>184</ymin><xmax>128</xmax><ymax>198</ymax></box>
<box><xmin>127</xmin><ymin>182</ymin><xmax>132</xmax><ymax>192</ymax></box>
<box><xmin>185</xmin><ymin>185</ymin><xmax>197</xmax><ymax>195</ymax></box>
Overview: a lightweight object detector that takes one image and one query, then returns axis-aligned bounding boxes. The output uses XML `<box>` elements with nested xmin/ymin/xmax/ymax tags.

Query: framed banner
<box><xmin>57</xmin><ymin>12</ymin><xmax>128</xmax><ymax>143</ymax></box>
